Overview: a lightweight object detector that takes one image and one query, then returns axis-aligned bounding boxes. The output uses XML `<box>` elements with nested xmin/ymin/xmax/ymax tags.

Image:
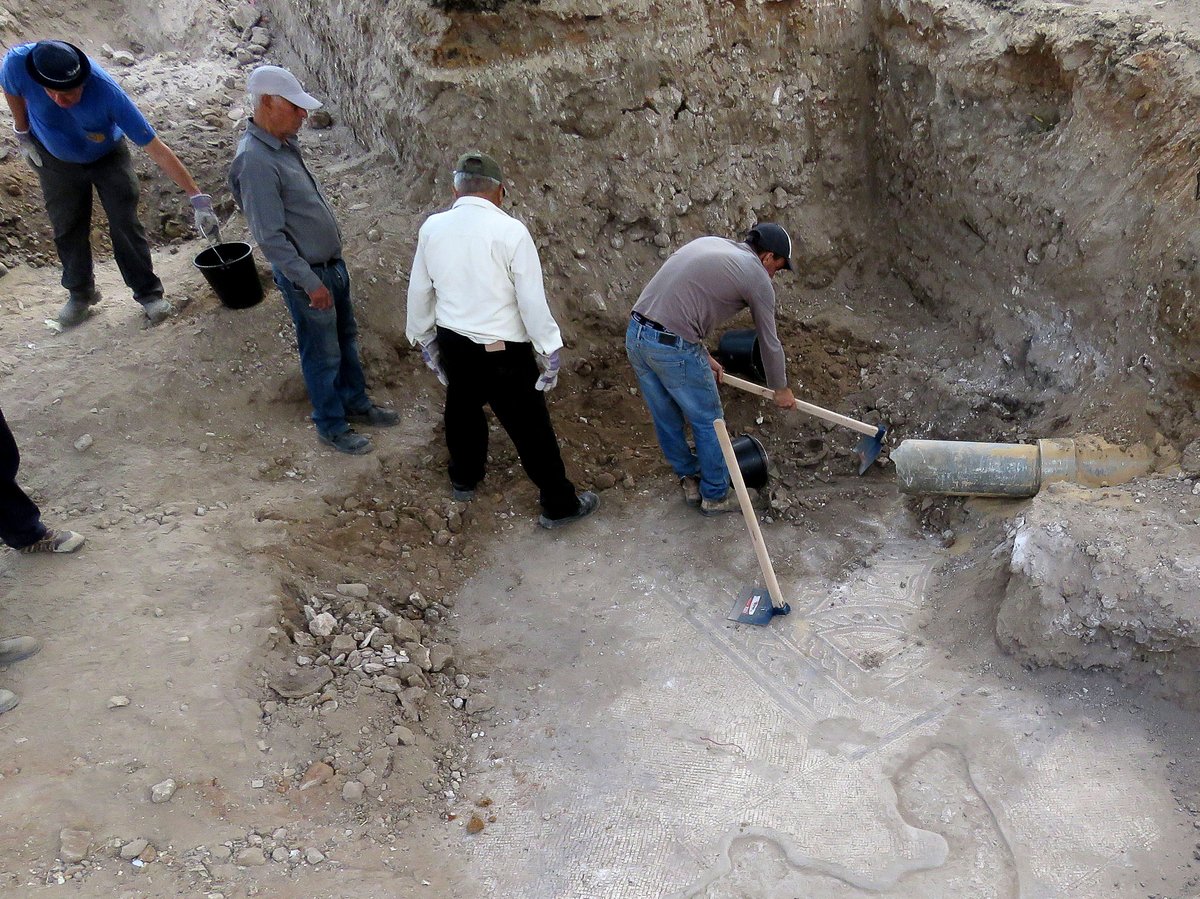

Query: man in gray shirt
<box><xmin>627</xmin><ymin>224</ymin><xmax>797</xmax><ymax>515</ymax></box>
<box><xmin>229</xmin><ymin>65</ymin><xmax>396</xmax><ymax>454</ymax></box>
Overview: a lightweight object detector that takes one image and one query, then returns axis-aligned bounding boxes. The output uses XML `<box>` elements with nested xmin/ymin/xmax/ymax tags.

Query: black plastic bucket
<box><xmin>194</xmin><ymin>242</ymin><xmax>263</xmax><ymax>309</ymax></box>
<box><xmin>731</xmin><ymin>433</ymin><xmax>769</xmax><ymax>490</ymax></box>
<box><xmin>715</xmin><ymin>329</ymin><xmax>764</xmax><ymax>381</ymax></box>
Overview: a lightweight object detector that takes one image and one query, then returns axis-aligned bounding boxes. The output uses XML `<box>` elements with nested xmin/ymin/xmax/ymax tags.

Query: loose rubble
<box><xmin>997</xmin><ymin>479</ymin><xmax>1200</xmax><ymax>700</ymax></box>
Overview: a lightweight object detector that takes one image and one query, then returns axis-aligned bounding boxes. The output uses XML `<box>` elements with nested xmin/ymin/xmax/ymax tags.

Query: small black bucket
<box><xmin>715</xmin><ymin>329</ymin><xmax>764</xmax><ymax>381</ymax></box>
<box><xmin>194</xmin><ymin>242</ymin><xmax>264</xmax><ymax>310</ymax></box>
<box><xmin>731</xmin><ymin>433</ymin><xmax>769</xmax><ymax>490</ymax></box>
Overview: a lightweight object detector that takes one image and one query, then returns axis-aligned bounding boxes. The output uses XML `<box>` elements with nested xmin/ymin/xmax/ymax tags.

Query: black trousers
<box><xmin>34</xmin><ymin>138</ymin><xmax>164</xmax><ymax>305</ymax></box>
<box><xmin>437</xmin><ymin>327</ymin><xmax>579</xmax><ymax>519</ymax></box>
<box><xmin>0</xmin><ymin>408</ymin><xmax>46</xmax><ymax>550</ymax></box>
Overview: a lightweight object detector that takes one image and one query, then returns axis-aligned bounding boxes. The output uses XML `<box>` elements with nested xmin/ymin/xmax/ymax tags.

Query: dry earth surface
<box><xmin>0</xmin><ymin>0</ymin><xmax>1199</xmax><ymax>897</ymax></box>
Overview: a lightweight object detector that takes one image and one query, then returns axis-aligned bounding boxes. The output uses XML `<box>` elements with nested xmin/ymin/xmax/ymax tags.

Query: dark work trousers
<box><xmin>34</xmin><ymin>138</ymin><xmax>164</xmax><ymax>305</ymax></box>
<box><xmin>437</xmin><ymin>326</ymin><xmax>580</xmax><ymax>520</ymax></box>
<box><xmin>0</xmin><ymin>408</ymin><xmax>47</xmax><ymax>550</ymax></box>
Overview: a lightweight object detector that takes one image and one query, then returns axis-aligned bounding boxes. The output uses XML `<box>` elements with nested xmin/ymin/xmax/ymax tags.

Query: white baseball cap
<box><xmin>246</xmin><ymin>65</ymin><xmax>322</xmax><ymax>111</ymax></box>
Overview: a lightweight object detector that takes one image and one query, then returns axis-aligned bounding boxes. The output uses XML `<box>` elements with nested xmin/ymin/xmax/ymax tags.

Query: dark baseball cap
<box><xmin>747</xmin><ymin>222</ymin><xmax>793</xmax><ymax>271</ymax></box>
<box><xmin>26</xmin><ymin>40</ymin><xmax>91</xmax><ymax>90</ymax></box>
<box><xmin>454</xmin><ymin>151</ymin><xmax>503</xmax><ymax>184</ymax></box>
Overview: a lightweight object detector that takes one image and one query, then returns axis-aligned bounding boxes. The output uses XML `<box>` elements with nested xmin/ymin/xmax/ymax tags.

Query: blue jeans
<box><xmin>625</xmin><ymin>318</ymin><xmax>728</xmax><ymax>500</ymax></box>
<box><xmin>273</xmin><ymin>261</ymin><xmax>371</xmax><ymax>439</ymax></box>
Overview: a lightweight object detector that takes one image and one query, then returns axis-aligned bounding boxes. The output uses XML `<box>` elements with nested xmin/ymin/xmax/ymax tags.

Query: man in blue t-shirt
<box><xmin>2</xmin><ymin>40</ymin><xmax>221</xmax><ymax>327</ymax></box>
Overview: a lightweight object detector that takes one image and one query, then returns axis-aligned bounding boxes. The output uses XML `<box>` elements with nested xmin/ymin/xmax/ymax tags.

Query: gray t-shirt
<box><xmin>632</xmin><ymin>236</ymin><xmax>787</xmax><ymax>388</ymax></box>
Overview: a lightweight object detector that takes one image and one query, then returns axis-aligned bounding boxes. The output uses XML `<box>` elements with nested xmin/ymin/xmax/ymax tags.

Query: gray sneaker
<box><xmin>142</xmin><ymin>298</ymin><xmax>174</xmax><ymax>325</ymax></box>
<box><xmin>0</xmin><ymin>635</ymin><xmax>40</xmax><ymax>665</ymax></box>
<box><xmin>58</xmin><ymin>287</ymin><xmax>101</xmax><ymax>327</ymax></box>
<box><xmin>58</xmin><ymin>298</ymin><xmax>92</xmax><ymax>327</ymax></box>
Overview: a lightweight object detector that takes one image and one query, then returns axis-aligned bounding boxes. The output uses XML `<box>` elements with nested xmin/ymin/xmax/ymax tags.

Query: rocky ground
<box><xmin>0</xmin><ymin>0</ymin><xmax>1199</xmax><ymax>896</ymax></box>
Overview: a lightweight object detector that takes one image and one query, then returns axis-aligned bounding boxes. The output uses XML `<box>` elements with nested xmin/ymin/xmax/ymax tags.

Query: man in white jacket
<box><xmin>406</xmin><ymin>152</ymin><xmax>598</xmax><ymax>530</ymax></box>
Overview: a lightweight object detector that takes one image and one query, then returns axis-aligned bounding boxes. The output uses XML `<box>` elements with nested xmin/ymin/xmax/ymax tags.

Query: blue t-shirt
<box><xmin>1</xmin><ymin>44</ymin><xmax>155</xmax><ymax>164</ymax></box>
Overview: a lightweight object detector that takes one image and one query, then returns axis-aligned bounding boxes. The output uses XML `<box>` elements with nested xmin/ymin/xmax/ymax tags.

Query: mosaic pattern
<box><xmin>457</xmin><ymin>505</ymin><xmax>1172</xmax><ymax>897</ymax></box>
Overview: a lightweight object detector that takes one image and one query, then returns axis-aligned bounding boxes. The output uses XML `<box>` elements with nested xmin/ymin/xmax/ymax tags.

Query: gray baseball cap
<box><xmin>246</xmin><ymin>65</ymin><xmax>322</xmax><ymax>110</ymax></box>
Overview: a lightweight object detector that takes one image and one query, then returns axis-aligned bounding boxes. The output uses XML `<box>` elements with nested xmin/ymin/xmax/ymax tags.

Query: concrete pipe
<box><xmin>891</xmin><ymin>437</ymin><xmax>1154</xmax><ymax>498</ymax></box>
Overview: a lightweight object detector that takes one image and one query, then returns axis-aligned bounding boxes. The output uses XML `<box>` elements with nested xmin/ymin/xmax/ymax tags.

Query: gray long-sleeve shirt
<box><xmin>228</xmin><ymin>120</ymin><xmax>342</xmax><ymax>294</ymax></box>
<box><xmin>632</xmin><ymin>236</ymin><xmax>788</xmax><ymax>389</ymax></box>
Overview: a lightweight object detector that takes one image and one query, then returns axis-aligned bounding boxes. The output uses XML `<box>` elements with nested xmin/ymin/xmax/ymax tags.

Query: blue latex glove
<box><xmin>190</xmin><ymin>194</ymin><xmax>221</xmax><ymax>240</ymax></box>
<box><xmin>420</xmin><ymin>338</ymin><xmax>449</xmax><ymax>387</ymax></box>
<box><xmin>535</xmin><ymin>349</ymin><xmax>561</xmax><ymax>392</ymax></box>
<box><xmin>14</xmin><ymin>128</ymin><xmax>42</xmax><ymax>168</ymax></box>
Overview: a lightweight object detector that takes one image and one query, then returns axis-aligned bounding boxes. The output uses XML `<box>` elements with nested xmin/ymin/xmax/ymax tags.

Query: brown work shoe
<box><xmin>679</xmin><ymin>476</ymin><xmax>701</xmax><ymax>507</ymax></box>
<box><xmin>700</xmin><ymin>492</ymin><xmax>741</xmax><ymax>516</ymax></box>
<box><xmin>19</xmin><ymin>529</ymin><xmax>85</xmax><ymax>554</ymax></box>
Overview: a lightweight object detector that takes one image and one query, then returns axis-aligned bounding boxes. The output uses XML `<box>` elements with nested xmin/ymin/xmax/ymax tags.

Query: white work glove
<box><xmin>420</xmin><ymin>338</ymin><xmax>449</xmax><ymax>387</ymax></box>
<box><xmin>14</xmin><ymin>127</ymin><xmax>42</xmax><ymax>168</ymax></box>
<box><xmin>535</xmin><ymin>349</ymin><xmax>561</xmax><ymax>392</ymax></box>
<box><xmin>190</xmin><ymin>194</ymin><xmax>221</xmax><ymax>241</ymax></box>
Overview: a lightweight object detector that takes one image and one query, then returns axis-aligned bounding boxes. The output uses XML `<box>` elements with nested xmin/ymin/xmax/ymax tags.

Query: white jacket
<box><xmin>405</xmin><ymin>196</ymin><xmax>564</xmax><ymax>356</ymax></box>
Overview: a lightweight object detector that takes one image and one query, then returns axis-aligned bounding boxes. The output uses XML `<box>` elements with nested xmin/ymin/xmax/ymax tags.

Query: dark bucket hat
<box><xmin>26</xmin><ymin>40</ymin><xmax>91</xmax><ymax>90</ymax></box>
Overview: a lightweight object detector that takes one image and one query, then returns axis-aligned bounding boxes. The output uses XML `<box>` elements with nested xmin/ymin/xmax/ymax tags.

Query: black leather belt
<box><xmin>311</xmin><ymin>258</ymin><xmax>343</xmax><ymax>269</ymax></box>
<box><xmin>631</xmin><ymin>311</ymin><xmax>682</xmax><ymax>347</ymax></box>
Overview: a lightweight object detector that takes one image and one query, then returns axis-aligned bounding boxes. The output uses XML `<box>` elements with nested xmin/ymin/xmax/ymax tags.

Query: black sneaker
<box><xmin>451</xmin><ymin>483</ymin><xmax>476</xmax><ymax>502</ymax></box>
<box><xmin>538</xmin><ymin>491</ymin><xmax>600</xmax><ymax>530</ymax></box>
<box><xmin>347</xmin><ymin>405</ymin><xmax>400</xmax><ymax>427</ymax></box>
<box><xmin>319</xmin><ymin>429</ymin><xmax>373</xmax><ymax>455</ymax></box>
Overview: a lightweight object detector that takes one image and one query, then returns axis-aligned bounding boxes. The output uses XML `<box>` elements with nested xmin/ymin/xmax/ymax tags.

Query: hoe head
<box><xmin>855</xmin><ymin>425</ymin><xmax>888</xmax><ymax>476</ymax></box>
<box><xmin>727</xmin><ymin>586</ymin><xmax>791</xmax><ymax>626</ymax></box>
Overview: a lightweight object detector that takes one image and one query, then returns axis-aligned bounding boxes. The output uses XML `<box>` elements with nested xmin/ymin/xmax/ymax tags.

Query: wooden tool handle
<box><xmin>721</xmin><ymin>373</ymin><xmax>880</xmax><ymax>438</ymax></box>
<box><xmin>713</xmin><ymin>418</ymin><xmax>786</xmax><ymax>610</ymax></box>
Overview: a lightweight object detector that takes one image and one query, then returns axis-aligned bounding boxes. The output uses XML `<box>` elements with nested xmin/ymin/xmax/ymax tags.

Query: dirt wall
<box><xmin>870</xmin><ymin>0</ymin><xmax>1200</xmax><ymax>434</ymax></box>
<box><xmin>261</xmin><ymin>0</ymin><xmax>874</xmax><ymax>346</ymax></box>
